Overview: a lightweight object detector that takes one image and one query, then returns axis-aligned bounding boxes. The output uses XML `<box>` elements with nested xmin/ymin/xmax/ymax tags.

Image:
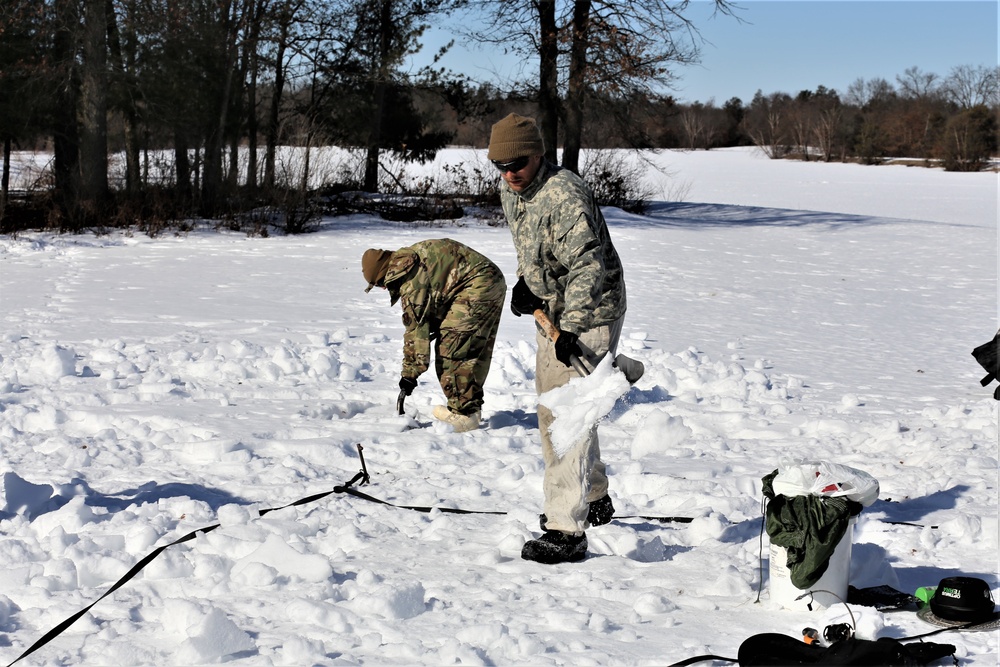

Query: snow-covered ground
<box><xmin>0</xmin><ymin>147</ymin><xmax>997</xmax><ymax>665</ymax></box>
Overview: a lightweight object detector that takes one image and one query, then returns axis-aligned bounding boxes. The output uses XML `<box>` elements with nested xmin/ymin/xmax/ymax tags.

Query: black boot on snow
<box><xmin>587</xmin><ymin>494</ymin><xmax>615</xmax><ymax>526</ymax></box>
<box><xmin>539</xmin><ymin>494</ymin><xmax>615</xmax><ymax>531</ymax></box>
<box><xmin>521</xmin><ymin>530</ymin><xmax>587</xmax><ymax>564</ymax></box>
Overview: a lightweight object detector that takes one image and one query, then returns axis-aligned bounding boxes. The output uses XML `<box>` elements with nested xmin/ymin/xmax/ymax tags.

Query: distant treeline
<box><xmin>0</xmin><ymin>0</ymin><xmax>996</xmax><ymax>235</ymax></box>
<box><xmin>452</xmin><ymin>65</ymin><xmax>1000</xmax><ymax>172</ymax></box>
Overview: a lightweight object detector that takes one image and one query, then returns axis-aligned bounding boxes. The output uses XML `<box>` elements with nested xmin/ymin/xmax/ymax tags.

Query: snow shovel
<box><xmin>532</xmin><ymin>310</ymin><xmax>644</xmax><ymax>384</ymax></box>
<box><xmin>533</xmin><ymin>310</ymin><xmax>591</xmax><ymax>377</ymax></box>
<box><xmin>533</xmin><ymin>310</ymin><xmax>632</xmax><ymax>458</ymax></box>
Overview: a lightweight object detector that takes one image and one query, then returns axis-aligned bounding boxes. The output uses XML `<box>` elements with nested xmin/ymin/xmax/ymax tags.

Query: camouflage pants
<box><xmin>434</xmin><ymin>267</ymin><xmax>506</xmax><ymax>415</ymax></box>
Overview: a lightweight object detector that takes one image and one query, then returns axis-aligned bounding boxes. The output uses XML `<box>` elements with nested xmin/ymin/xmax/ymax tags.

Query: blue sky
<box><xmin>414</xmin><ymin>1</ymin><xmax>998</xmax><ymax>104</ymax></box>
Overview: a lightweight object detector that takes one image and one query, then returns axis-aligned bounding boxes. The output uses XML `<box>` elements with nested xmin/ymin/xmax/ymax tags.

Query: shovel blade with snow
<box><xmin>613</xmin><ymin>352</ymin><xmax>644</xmax><ymax>385</ymax></box>
<box><xmin>533</xmin><ymin>310</ymin><xmax>643</xmax><ymax>384</ymax></box>
<box><xmin>533</xmin><ymin>312</ymin><xmax>633</xmax><ymax>458</ymax></box>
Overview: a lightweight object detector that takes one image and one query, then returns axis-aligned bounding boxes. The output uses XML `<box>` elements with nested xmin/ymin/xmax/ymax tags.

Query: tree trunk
<box><xmin>245</xmin><ymin>0</ymin><xmax>263</xmax><ymax>193</ymax></box>
<box><xmin>53</xmin><ymin>0</ymin><xmax>80</xmax><ymax>213</ymax></box>
<box><xmin>1</xmin><ymin>136</ymin><xmax>10</xmax><ymax>218</ymax></box>
<box><xmin>363</xmin><ymin>0</ymin><xmax>394</xmax><ymax>193</ymax></box>
<box><xmin>536</xmin><ymin>0</ymin><xmax>559</xmax><ymax>163</ymax></box>
<box><xmin>363</xmin><ymin>77</ymin><xmax>386</xmax><ymax>192</ymax></box>
<box><xmin>562</xmin><ymin>0</ymin><xmax>591</xmax><ymax>174</ymax></box>
<box><xmin>201</xmin><ymin>0</ymin><xmax>239</xmax><ymax>215</ymax></box>
<box><xmin>78</xmin><ymin>0</ymin><xmax>109</xmax><ymax>206</ymax></box>
<box><xmin>106</xmin><ymin>0</ymin><xmax>141</xmax><ymax>193</ymax></box>
<box><xmin>264</xmin><ymin>3</ymin><xmax>291</xmax><ymax>190</ymax></box>
<box><xmin>228</xmin><ymin>0</ymin><xmax>255</xmax><ymax>191</ymax></box>
<box><xmin>174</xmin><ymin>129</ymin><xmax>191</xmax><ymax>203</ymax></box>
<box><xmin>246</xmin><ymin>60</ymin><xmax>259</xmax><ymax>192</ymax></box>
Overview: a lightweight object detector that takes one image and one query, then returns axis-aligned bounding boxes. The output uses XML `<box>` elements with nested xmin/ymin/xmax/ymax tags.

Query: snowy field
<box><xmin>0</xmin><ymin>147</ymin><xmax>997</xmax><ymax>665</ymax></box>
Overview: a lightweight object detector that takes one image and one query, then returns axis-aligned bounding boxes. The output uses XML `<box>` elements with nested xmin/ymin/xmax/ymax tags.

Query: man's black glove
<box><xmin>554</xmin><ymin>331</ymin><xmax>582</xmax><ymax>368</ymax></box>
<box><xmin>399</xmin><ymin>376</ymin><xmax>418</xmax><ymax>396</ymax></box>
<box><xmin>510</xmin><ymin>276</ymin><xmax>543</xmax><ymax>317</ymax></box>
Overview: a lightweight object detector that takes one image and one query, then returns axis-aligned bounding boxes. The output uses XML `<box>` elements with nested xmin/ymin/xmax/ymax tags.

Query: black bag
<box><xmin>737</xmin><ymin>633</ymin><xmax>955</xmax><ymax>666</ymax></box>
<box><xmin>972</xmin><ymin>332</ymin><xmax>1000</xmax><ymax>399</ymax></box>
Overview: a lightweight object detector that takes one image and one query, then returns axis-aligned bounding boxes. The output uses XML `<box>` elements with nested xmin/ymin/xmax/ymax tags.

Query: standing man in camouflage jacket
<box><xmin>362</xmin><ymin>239</ymin><xmax>506</xmax><ymax>432</ymax></box>
<box><xmin>488</xmin><ymin>113</ymin><xmax>628</xmax><ymax>564</ymax></box>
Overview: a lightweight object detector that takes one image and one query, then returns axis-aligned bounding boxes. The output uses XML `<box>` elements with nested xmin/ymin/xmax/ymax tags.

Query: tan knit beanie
<box><xmin>487</xmin><ymin>113</ymin><xmax>544</xmax><ymax>162</ymax></box>
<box><xmin>362</xmin><ymin>248</ymin><xmax>393</xmax><ymax>292</ymax></box>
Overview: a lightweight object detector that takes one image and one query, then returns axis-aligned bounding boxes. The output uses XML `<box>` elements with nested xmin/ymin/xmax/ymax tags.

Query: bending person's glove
<box><xmin>399</xmin><ymin>376</ymin><xmax>418</xmax><ymax>396</ymax></box>
<box><xmin>554</xmin><ymin>331</ymin><xmax>582</xmax><ymax>368</ymax></box>
<box><xmin>510</xmin><ymin>276</ymin><xmax>543</xmax><ymax>317</ymax></box>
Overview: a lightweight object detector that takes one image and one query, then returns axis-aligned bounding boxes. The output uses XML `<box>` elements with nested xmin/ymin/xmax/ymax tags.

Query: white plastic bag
<box><xmin>772</xmin><ymin>461</ymin><xmax>879</xmax><ymax>507</ymax></box>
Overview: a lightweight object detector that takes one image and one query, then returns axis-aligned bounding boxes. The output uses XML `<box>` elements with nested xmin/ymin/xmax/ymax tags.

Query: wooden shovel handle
<box><xmin>532</xmin><ymin>309</ymin><xmax>561</xmax><ymax>342</ymax></box>
<box><xmin>532</xmin><ymin>310</ymin><xmax>590</xmax><ymax>377</ymax></box>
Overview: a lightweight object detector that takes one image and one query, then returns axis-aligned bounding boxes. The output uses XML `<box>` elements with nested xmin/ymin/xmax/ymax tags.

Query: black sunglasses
<box><xmin>491</xmin><ymin>156</ymin><xmax>531</xmax><ymax>173</ymax></box>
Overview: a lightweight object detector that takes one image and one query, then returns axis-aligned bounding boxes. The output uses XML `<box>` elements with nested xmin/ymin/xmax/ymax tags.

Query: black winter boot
<box><xmin>539</xmin><ymin>494</ymin><xmax>615</xmax><ymax>531</ymax></box>
<box><xmin>521</xmin><ymin>530</ymin><xmax>587</xmax><ymax>564</ymax></box>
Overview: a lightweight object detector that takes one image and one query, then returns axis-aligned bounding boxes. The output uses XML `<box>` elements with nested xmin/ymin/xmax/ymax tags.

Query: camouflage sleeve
<box><xmin>386</xmin><ymin>248</ymin><xmax>435</xmax><ymax>379</ymax></box>
<box><xmin>401</xmin><ymin>312</ymin><xmax>431</xmax><ymax>378</ymax></box>
<box><xmin>552</xmin><ymin>207</ymin><xmax>606</xmax><ymax>334</ymax></box>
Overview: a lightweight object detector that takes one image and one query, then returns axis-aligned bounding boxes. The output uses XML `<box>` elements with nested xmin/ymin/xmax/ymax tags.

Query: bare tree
<box><xmin>565</xmin><ymin>1</ymin><xmax>739</xmax><ymax>172</ymax></box>
<box><xmin>679</xmin><ymin>103</ymin><xmax>718</xmax><ymax>149</ymax></box>
<box><xmin>895</xmin><ymin>66</ymin><xmax>940</xmax><ymax>101</ymax></box>
<box><xmin>844</xmin><ymin>77</ymin><xmax>895</xmax><ymax>108</ymax></box>
<box><xmin>466</xmin><ymin>0</ymin><xmax>739</xmax><ymax>173</ymax></box>
<box><xmin>813</xmin><ymin>107</ymin><xmax>843</xmax><ymax>162</ymax></box>
<box><xmin>745</xmin><ymin>90</ymin><xmax>790</xmax><ymax>159</ymax></box>
<box><xmin>942</xmin><ymin>64</ymin><xmax>1000</xmax><ymax>109</ymax></box>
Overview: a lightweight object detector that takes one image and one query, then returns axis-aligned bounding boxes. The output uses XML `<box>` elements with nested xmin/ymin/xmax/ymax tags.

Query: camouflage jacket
<box><xmin>384</xmin><ymin>238</ymin><xmax>503</xmax><ymax>379</ymax></box>
<box><xmin>500</xmin><ymin>160</ymin><xmax>626</xmax><ymax>334</ymax></box>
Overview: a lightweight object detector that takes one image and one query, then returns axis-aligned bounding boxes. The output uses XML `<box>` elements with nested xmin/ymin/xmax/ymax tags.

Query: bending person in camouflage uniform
<box><xmin>488</xmin><ymin>113</ymin><xmax>628</xmax><ymax>564</ymax></box>
<box><xmin>362</xmin><ymin>239</ymin><xmax>506</xmax><ymax>433</ymax></box>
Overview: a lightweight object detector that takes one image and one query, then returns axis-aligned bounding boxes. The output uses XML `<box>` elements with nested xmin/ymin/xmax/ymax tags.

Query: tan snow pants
<box><xmin>534</xmin><ymin>315</ymin><xmax>623</xmax><ymax>535</ymax></box>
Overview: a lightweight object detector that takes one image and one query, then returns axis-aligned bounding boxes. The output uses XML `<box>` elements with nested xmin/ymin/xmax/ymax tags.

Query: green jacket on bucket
<box><xmin>762</xmin><ymin>469</ymin><xmax>861</xmax><ymax>590</ymax></box>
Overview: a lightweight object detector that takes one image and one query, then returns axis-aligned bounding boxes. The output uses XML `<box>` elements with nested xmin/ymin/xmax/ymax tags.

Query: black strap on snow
<box><xmin>7</xmin><ymin>443</ymin><xmax>691</xmax><ymax>666</ymax></box>
<box><xmin>6</xmin><ymin>520</ymin><xmax>223</xmax><ymax>666</ymax></box>
<box><xmin>619</xmin><ymin>514</ymin><xmax>694</xmax><ymax>523</ymax></box>
<box><xmin>667</xmin><ymin>654</ymin><xmax>737</xmax><ymax>666</ymax></box>
<box><xmin>6</xmin><ymin>448</ymin><xmax>371</xmax><ymax>667</ymax></box>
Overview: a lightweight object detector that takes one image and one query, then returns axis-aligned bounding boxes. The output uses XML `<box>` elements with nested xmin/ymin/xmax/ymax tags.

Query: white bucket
<box><xmin>769</xmin><ymin>517</ymin><xmax>855</xmax><ymax>610</ymax></box>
